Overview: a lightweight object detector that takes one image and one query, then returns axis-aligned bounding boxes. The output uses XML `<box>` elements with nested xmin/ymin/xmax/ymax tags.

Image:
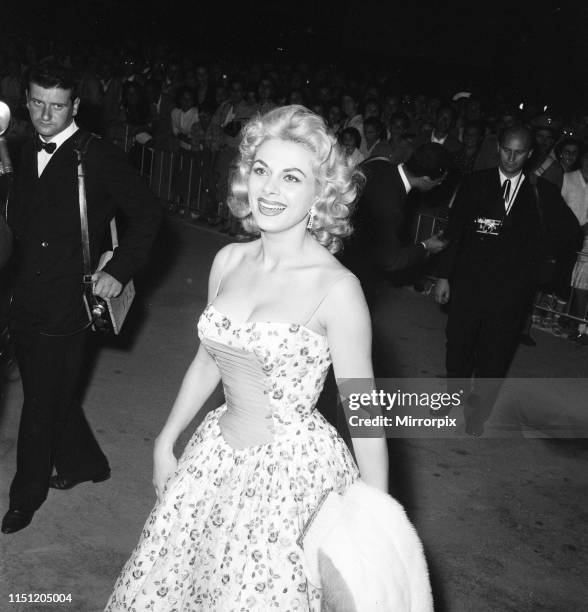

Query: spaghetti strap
<box><xmin>213</xmin><ymin>270</ymin><xmax>224</xmax><ymax>300</ymax></box>
<box><xmin>213</xmin><ymin>245</ymin><xmax>235</xmax><ymax>299</ymax></box>
<box><xmin>303</xmin><ymin>271</ymin><xmax>356</xmax><ymax>327</ymax></box>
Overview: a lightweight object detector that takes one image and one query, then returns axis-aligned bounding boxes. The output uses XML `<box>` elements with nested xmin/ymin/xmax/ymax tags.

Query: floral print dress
<box><xmin>105</xmin><ymin>303</ymin><xmax>358</xmax><ymax>611</ymax></box>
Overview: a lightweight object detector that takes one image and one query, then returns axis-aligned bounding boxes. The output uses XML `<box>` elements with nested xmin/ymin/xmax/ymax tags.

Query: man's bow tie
<box><xmin>36</xmin><ymin>138</ymin><xmax>57</xmax><ymax>154</ymax></box>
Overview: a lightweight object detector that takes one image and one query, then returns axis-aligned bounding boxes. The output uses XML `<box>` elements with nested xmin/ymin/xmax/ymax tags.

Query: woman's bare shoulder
<box><xmin>212</xmin><ymin>238</ymin><xmax>260</xmax><ymax>268</ymax></box>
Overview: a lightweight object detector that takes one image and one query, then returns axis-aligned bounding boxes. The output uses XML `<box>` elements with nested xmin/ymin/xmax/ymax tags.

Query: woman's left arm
<box><xmin>322</xmin><ymin>274</ymin><xmax>389</xmax><ymax>492</ymax></box>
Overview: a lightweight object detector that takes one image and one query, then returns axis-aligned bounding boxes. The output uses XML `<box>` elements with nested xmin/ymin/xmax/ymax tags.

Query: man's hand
<box><xmin>434</xmin><ymin>278</ymin><xmax>451</xmax><ymax>304</ymax></box>
<box><xmin>92</xmin><ymin>271</ymin><xmax>123</xmax><ymax>299</ymax></box>
<box><xmin>424</xmin><ymin>230</ymin><xmax>449</xmax><ymax>255</ymax></box>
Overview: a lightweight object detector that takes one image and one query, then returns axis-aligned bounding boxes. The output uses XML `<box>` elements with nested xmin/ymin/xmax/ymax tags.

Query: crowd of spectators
<box><xmin>2</xmin><ymin>36</ymin><xmax>587</xmax><ymax>339</ymax></box>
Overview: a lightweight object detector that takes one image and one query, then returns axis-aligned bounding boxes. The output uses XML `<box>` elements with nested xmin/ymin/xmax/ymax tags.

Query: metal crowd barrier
<box><xmin>413</xmin><ymin>213</ymin><xmax>588</xmax><ymax>334</ymax></box>
<box><xmin>108</xmin><ymin>124</ymin><xmax>231</xmax><ymax>221</ymax></box>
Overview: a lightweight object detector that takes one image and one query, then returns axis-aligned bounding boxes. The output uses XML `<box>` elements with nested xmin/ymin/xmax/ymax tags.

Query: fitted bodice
<box><xmin>197</xmin><ymin>304</ymin><xmax>332</xmax><ymax>448</ymax></box>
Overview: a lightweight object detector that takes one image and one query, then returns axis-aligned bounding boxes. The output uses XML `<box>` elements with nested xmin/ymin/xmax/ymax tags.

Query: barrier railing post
<box><xmin>167</xmin><ymin>150</ymin><xmax>174</xmax><ymax>202</ymax></box>
<box><xmin>187</xmin><ymin>152</ymin><xmax>194</xmax><ymax>213</ymax></box>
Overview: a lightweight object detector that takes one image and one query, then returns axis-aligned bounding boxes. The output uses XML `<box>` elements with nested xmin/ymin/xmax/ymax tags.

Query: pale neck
<box><xmin>257</xmin><ymin>228</ymin><xmax>314</xmax><ymax>270</ymax></box>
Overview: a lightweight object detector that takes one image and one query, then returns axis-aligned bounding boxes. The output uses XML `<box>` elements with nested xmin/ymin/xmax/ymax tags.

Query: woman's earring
<box><xmin>307</xmin><ymin>206</ymin><xmax>315</xmax><ymax>230</ymax></box>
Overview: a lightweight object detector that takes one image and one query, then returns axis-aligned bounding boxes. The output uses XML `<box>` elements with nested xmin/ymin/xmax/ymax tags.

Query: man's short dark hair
<box><xmin>28</xmin><ymin>59</ymin><xmax>78</xmax><ymax>98</ymax></box>
<box><xmin>404</xmin><ymin>143</ymin><xmax>452</xmax><ymax>179</ymax></box>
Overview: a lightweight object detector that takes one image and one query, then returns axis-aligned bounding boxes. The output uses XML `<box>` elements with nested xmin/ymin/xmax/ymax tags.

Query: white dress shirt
<box><xmin>37</xmin><ymin>120</ymin><xmax>79</xmax><ymax>177</ymax></box>
<box><xmin>498</xmin><ymin>168</ymin><xmax>525</xmax><ymax>212</ymax></box>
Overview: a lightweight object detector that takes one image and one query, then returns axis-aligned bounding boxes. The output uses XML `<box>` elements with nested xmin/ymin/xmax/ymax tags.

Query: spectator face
<box><xmin>559</xmin><ymin>144</ymin><xmax>580</xmax><ymax>172</ymax></box>
<box><xmin>342</xmin><ymin>95</ymin><xmax>357</xmax><ymax>119</ymax></box>
<box><xmin>289</xmin><ymin>90</ymin><xmax>305</xmax><ymax>105</ymax></box>
<box><xmin>180</xmin><ymin>90</ymin><xmax>195</xmax><ymax>112</ymax></box>
<box><xmin>463</xmin><ymin>125</ymin><xmax>483</xmax><ymax>149</ymax></box>
<box><xmin>27</xmin><ymin>83</ymin><xmax>79</xmax><ymax>139</ymax></box>
<box><xmin>389</xmin><ymin>117</ymin><xmax>407</xmax><ymax>138</ymax></box>
<box><xmin>184</xmin><ymin>70</ymin><xmax>197</xmax><ymax>89</ymax></box>
<box><xmin>364</xmin><ymin>123</ymin><xmax>380</xmax><ymax>148</ymax></box>
<box><xmin>123</xmin><ymin>58</ymin><xmax>136</xmax><ymax>77</ymax></box>
<box><xmin>435</xmin><ymin>108</ymin><xmax>454</xmax><ymax>135</ymax></box>
<box><xmin>342</xmin><ymin>132</ymin><xmax>358</xmax><ymax>156</ymax></box>
<box><xmin>318</xmin><ymin>87</ymin><xmax>331</xmax><ymax>104</ymax></box>
<box><xmin>248</xmin><ymin>138</ymin><xmax>317</xmax><ymax>233</ymax></box>
<box><xmin>534</xmin><ymin>128</ymin><xmax>555</xmax><ymax>155</ymax></box>
<box><xmin>427</xmin><ymin>97</ymin><xmax>441</xmax><ymax>117</ymax></box>
<box><xmin>167</xmin><ymin>63</ymin><xmax>181</xmax><ymax>82</ymax></box>
<box><xmin>328</xmin><ymin>105</ymin><xmax>342</xmax><ymax>127</ymax></box>
<box><xmin>230</xmin><ymin>82</ymin><xmax>244</xmax><ymax>104</ymax></box>
<box><xmin>413</xmin><ymin>94</ymin><xmax>427</xmax><ymax>114</ymax></box>
<box><xmin>215</xmin><ymin>86</ymin><xmax>228</xmax><ymax>105</ymax></box>
<box><xmin>151</xmin><ymin>60</ymin><xmax>166</xmax><ymax>80</ymax></box>
<box><xmin>499</xmin><ymin>132</ymin><xmax>533</xmax><ymax>178</ymax></box>
<box><xmin>199</xmin><ymin>109</ymin><xmax>212</xmax><ymax>131</ymax></box>
<box><xmin>385</xmin><ymin>95</ymin><xmax>401</xmax><ymax>114</ymax></box>
<box><xmin>364</xmin><ymin>101</ymin><xmax>380</xmax><ymax>119</ymax></box>
<box><xmin>312</xmin><ymin>103</ymin><xmax>325</xmax><ymax>118</ymax></box>
<box><xmin>125</xmin><ymin>84</ymin><xmax>141</xmax><ymax>105</ymax></box>
<box><xmin>196</xmin><ymin>66</ymin><xmax>208</xmax><ymax>85</ymax></box>
<box><xmin>99</xmin><ymin>62</ymin><xmax>113</xmax><ymax>80</ymax></box>
<box><xmin>258</xmin><ymin>79</ymin><xmax>273</xmax><ymax>102</ymax></box>
<box><xmin>466</xmin><ymin>100</ymin><xmax>481</xmax><ymax>121</ymax></box>
<box><xmin>499</xmin><ymin>113</ymin><xmax>517</xmax><ymax>130</ymax></box>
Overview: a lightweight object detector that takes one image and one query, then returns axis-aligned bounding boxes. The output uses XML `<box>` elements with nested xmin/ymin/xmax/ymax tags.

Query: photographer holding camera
<box><xmin>1</xmin><ymin>60</ymin><xmax>161</xmax><ymax>534</ymax></box>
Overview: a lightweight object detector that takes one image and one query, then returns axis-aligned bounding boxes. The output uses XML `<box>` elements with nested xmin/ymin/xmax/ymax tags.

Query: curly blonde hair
<box><xmin>228</xmin><ymin>105</ymin><xmax>364</xmax><ymax>254</ymax></box>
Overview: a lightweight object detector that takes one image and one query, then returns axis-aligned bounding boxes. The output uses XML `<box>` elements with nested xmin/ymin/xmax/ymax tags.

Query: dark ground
<box><xmin>0</xmin><ymin>217</ymin><xmax>586</xmax><ymax>611</ymax></box>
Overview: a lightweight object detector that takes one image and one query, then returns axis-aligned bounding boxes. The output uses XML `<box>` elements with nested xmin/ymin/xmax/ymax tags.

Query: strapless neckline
<box><xmin>206</xmin><ymin>303</ymin><xmax>328</xmax><ymax>342</ymax></box>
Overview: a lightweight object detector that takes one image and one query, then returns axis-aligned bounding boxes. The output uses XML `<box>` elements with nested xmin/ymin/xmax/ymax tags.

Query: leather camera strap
<box><xmin>74</xmin><ymin>132</ymin><xmax>96</xmax><ymax>308</ymax></box>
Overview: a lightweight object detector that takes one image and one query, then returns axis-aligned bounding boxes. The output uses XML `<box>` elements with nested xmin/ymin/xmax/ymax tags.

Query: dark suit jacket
<box><xmin>437</xmin><ymin>167</ymin><xmax>581</xmax><ymax>313</ymax></box>
<box><xmin>342</xmin><ymin>159</ymin><xmax>427</xmax><ymax>305</ymax></box>
<box><xmin>9</xmin><ymin>129</ymin><xmax>161</xmax><ymax>333</ymax></box>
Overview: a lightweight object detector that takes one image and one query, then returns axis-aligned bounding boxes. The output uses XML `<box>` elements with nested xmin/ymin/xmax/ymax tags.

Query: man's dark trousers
<box><xmin>9</xmin><ymin>325</ymin><xmax>108</xmax><ymax>512</ymax></box>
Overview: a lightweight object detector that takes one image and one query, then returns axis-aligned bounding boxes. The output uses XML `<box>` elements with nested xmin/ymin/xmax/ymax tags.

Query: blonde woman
<box><xmin>105</xmin><ymin>106</ymin><xmax>389</xmax><ymax>611</ymax></box>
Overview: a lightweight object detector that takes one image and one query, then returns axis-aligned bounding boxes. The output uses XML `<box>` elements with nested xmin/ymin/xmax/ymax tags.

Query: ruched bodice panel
<box><xmin>204</xmin><ymin>338</ymin><xmax>273</xmax><ymax>448</ymax></box>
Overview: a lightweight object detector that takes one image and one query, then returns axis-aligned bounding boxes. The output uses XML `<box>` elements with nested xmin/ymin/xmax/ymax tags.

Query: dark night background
<box><xmin>4</xmin><ymin>0</ymin><xmax>588</xmax><ymax>108</ymax></box>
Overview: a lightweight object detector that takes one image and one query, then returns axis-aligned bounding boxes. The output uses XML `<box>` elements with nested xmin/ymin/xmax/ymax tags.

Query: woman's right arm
<box><xmin>153</xmin><ymin>244</ymin><xmax>233</xmax><ymax>500</ymax></box>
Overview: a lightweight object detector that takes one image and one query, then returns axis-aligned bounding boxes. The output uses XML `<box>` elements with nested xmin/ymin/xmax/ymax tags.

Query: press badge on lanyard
<box><xmin>475</xmin><ymin>217</ymin><xmax>502</xmax><ymax>236</ymax></box>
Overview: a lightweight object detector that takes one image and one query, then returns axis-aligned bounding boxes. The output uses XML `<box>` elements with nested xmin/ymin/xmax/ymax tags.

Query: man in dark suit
<box><xmin>434</xmin><ymin>126</ymin><xmax>581</xmax><ymax>435</ymax></box>
<box><xmin>343</xmin><ymin>143</ymin><xmax>452</xmax><ymax>310</ymax></box>
<box><xmin>1</xmin><ymin>60</ymin><xmax>161</xmax><ymax>534</ymax></box>
<box><xmin>411</xmin><ymin>105</ymin><xmax>463</xmax><ymax>155</ymax></box>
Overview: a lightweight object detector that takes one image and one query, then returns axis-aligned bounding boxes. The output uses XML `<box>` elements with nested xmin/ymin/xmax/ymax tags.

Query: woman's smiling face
<box><xmin>248</xmin><ymin>138</ymin><xmax>318</xmax><ymax>233</ymax></box>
